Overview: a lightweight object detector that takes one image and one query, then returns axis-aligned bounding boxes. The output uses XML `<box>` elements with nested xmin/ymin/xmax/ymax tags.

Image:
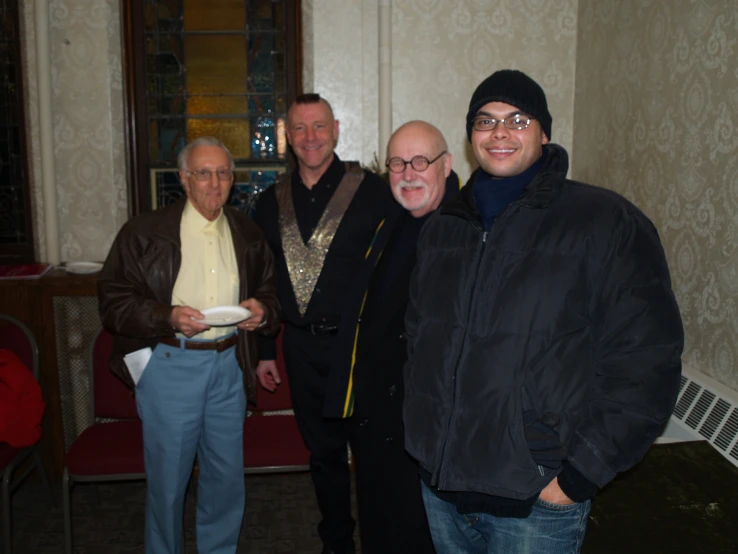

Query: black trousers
<box><xmin>282</xmin><ymin>324</ymin><xmax>355</xmax><ymax>551</ymax></box>
<box><xmin>349</xmin><ymin>380</ymin><xmax>435</xmax><ymax>553</ymax></box>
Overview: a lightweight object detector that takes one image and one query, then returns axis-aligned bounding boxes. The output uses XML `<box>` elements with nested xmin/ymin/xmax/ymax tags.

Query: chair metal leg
<box><xmin>33</xmin><ymin>448</ymin><xmax>55</xmax><ymax>508</ymax></box>
<box><xmin>2</xmin><ymin>464</ymin><xmax>12</xmax><ymax>554</ymax></box>
<box><xmin>63</xmin><ymin>468</ymin><xmax>73</xmax><ymax>554</ymax></box>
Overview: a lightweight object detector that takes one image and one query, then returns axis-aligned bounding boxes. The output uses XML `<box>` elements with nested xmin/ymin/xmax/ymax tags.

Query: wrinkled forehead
<box><xmin>388</xmin><ymin>134</ymin><xmax>438</xmax><ymax>160</ymax></box>
<box><xmin>187</xmin><ymin>145</ymin><xmax>231</xmax><ymax>168</ymax></box>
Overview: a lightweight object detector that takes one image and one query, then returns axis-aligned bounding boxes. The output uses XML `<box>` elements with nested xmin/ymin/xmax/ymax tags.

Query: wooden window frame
<box><xmin>121</xmin><ymin>0</ymin><xmax>302</xmax><ymax>216</ymax></box>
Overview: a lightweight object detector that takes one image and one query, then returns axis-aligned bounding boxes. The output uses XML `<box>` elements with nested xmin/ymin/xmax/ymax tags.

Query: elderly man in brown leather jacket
<box><xmin>98</xmin><ymin>136</ymin><xmax>279</xmax><ymax>554</ymax></box>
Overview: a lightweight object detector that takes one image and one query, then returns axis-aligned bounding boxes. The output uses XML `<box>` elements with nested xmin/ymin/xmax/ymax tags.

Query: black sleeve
<box><xmin>567</xmin><ymin>209</ymin><xmax>684</xmax><ymax>489</ymax></box>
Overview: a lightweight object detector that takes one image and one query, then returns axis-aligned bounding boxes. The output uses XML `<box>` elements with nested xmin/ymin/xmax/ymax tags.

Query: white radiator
<box><xmin>657</xmin><ymin>366</ymin><xmax>738</xmax><ymax>469</ymax></box>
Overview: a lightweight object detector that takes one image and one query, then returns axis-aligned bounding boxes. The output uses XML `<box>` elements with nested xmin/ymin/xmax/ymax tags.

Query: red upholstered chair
<box><xmin>62</xmin><ymin>328</ymin><xmax>144</xmax><ymax>554</ymax></box>
<box><xmin>0</xmin><ymin>314</ymin><xmax>53</xmax><ymax>554</ymax></box>
<box><xmin>244</xmin><ymin>327</ymin><xmax>310</xmax><ymax>474</ymax></box>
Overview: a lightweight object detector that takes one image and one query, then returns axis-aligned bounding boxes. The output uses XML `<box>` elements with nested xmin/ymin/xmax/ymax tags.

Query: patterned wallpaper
<box><xmin>572</xmin><ymin>0</ymin><xmax>738</xmax><ymax>391</ymax></box>
<box><xmin>305</xmin><ymin>0</ymin><xmax>578</xmax><ymax>181</ymax></box>
<box><xmin>20</xmin><ymin>0</ymin><xmax>127</xmax><ymax>263</ymax></box>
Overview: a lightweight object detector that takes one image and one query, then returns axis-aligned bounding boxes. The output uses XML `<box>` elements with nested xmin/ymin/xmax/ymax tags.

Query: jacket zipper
<box><xmin>433</xmin><ymin>227</ymin><xmax>487</xmax><ymax>488</ymax></box>
<box><xmin>432</xmin><ymin>204</ymin><xmax>519</xmax><ymax>490</ymax></box>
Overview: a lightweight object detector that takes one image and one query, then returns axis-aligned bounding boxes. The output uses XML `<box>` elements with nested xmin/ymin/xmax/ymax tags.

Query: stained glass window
<box><xmin>127</xmin><ymin>0</ymin><xmax>298</xmax><ymax>213</ymax></box>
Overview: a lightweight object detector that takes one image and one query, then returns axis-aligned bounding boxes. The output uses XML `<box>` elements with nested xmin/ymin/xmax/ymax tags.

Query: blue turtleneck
<box><xmin>472</xmin><ymin>150</ymin><xmax>546</xmax><ymax>231</ymax></box>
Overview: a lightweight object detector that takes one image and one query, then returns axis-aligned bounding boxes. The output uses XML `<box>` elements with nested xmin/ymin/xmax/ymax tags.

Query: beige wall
<box><xmin>302</xmin><ymin>0</ymin><xmax>381</xmax><ymax>170</ymax></box>
<box><xmin>572</xmin><ymin>0</ymin><xmax>738</xmax><ymax>391</ymax></box>
<box><xmin>305</xmin><ymin>0</ymin><xmax>578</xmax><ymax>181</ymax></box>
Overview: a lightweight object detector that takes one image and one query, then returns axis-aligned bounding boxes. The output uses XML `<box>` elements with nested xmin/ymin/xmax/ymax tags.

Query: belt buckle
<box><xmin>216</xmin><ymin>334</ymin><xmax>235</xmax><ymax>352</ymax></box>
<box><xmin>312</xmin><ymin>324</ymin><xmax>335</xmax><ymax>336</ymax></box>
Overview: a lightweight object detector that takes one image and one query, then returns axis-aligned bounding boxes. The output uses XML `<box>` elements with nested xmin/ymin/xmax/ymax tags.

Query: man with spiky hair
<box><xmin>253</xmin><ymin>94</ymin><xmax>392</xmax><ymax>554</ymax></box>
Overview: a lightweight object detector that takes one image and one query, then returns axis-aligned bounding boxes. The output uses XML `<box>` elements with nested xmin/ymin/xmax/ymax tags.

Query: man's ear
<box><xmin>179</xmin><ymin>170</ymin><xmax>189</xmax><ymax>190</ymax></box>
<box><xmin>443</xmin><ymin>152</ymin><xmax>453</xmax><ymax>178</ymax></box>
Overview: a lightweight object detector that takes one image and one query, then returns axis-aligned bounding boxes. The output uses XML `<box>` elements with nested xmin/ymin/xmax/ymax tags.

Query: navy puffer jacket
<box><xmin>403</xmin><ymin>144</ymin><xmax>683</xmax><ymax>500</ymax></box>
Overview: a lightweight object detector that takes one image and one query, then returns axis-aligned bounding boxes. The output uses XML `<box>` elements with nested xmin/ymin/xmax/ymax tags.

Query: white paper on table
<box><xmin>123</xmin><ymin>347</ymin><xmax>153</xmax><ymax>386</ymax></box>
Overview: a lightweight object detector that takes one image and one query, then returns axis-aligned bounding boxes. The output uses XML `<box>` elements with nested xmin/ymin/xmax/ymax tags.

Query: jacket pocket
<box><xmin>521</xmin><ymin>384</ymin><xmax>567</xmax><ymax>470</ymax></box>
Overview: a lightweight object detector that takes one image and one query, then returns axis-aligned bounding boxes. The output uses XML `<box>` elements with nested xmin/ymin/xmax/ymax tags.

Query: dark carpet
<box><xmin>9</xmin><ymin>471</ymin><xmax>329</xmax><ymax>553</ymax></box>
<box><xmin>5</xmin><ymin>441</ymin><xmax>738</xmax><ymax>553</ymax></box>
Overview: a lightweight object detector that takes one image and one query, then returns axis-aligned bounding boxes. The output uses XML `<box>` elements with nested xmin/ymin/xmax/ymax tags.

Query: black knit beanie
<box><xmin>465</xmin><ymin>70</ymin><xmax>552</xmax><ymax>142</ymax></box>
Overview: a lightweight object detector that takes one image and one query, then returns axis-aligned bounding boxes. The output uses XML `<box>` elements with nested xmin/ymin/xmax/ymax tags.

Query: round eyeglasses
<box><xmin>186</xmin><ymin>168</ymin><xmax>234</xmax><ymax>182</ymax></box>
<box><xmin>472</xmin><ymin>114</ymin><xmax>534</xmax><ymax>132</ymax></box>
<box><xmin>385</xmin><ymin>151</ymin><xmax>447</xmax><ymax>173</ymax></box>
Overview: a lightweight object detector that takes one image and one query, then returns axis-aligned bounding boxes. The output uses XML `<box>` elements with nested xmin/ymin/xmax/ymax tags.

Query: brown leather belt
<box><xmin>159</xmin><ymin>334</ymin><xmax>238</xmax><ymax>352</ymax></box>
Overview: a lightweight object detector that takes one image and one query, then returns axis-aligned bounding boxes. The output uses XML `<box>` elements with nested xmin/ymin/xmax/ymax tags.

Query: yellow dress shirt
<box><xmin>172</xmin><ymin>201</ymin><xmax>239</xmax><ymax>339</ymax></box>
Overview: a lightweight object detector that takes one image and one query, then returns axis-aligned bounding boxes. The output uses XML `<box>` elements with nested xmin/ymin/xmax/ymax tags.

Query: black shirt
<box><xmin>253</xmin><ymin>155</ymin><xmax>392</xmax><ymax>358</ymax></box>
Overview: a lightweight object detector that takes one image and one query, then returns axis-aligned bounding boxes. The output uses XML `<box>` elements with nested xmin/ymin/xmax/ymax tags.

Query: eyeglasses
<box><xmin>186</xmin><ymin>168</ymin><xmax>234</xmax><ymax>181</ymax></box>
<box><xmin>472</xmin><ymin>113</ymin><xmax>534</xmax><ymax>132</ymax></box>
<box><xmin>385</xmin><ymin>151</ymin><xmax>447</xmax><ymax>173</ymax></box>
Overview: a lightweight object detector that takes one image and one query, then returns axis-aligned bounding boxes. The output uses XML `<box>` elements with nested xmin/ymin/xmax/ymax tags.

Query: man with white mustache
<box><xmin>326</xmin><ymin>120</ymin><xmax>459</xmax><ymax>554</ymax></box>
<box><xmin>402</xmin><ymin>70</ymin><xmax>683</xmax><ymax>553</ymax></box>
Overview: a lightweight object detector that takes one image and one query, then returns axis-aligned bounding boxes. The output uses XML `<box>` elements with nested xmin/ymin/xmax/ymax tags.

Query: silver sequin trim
<box><xmin>277</xmin><ymin>163</ymin><xmax>364</xmax><ymax>316</ymax></box>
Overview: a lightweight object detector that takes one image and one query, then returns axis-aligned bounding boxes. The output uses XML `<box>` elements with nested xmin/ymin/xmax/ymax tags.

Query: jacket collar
<box><xmin>148</xmin><ymin>196</ymin><xmax>244</xmax><ymax>245</ymax></box>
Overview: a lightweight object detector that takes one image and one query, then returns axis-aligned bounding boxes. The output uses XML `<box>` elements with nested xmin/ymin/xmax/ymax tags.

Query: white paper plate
<box><xmin>65</xmin><ymin>261</ymin><xmax>103</xmax><ymax>275</ymax></box>
<box><xmin>197</xmin><ymin>305</ymin><xmax>251</xmax><ymax>326</ymax></box>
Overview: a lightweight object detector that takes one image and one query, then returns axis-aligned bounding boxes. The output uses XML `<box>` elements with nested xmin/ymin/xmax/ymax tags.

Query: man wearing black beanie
<box><xmin>402</xmin><ymin>69</ymin><xmax>684</xmax><ymax>553</ymax></box>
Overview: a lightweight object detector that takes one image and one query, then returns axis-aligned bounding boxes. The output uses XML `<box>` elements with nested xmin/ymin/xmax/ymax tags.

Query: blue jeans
<box><xmin>421</xmin><ymin>481</ymin><xmax>590</xmax><ymax>554</ymax></box>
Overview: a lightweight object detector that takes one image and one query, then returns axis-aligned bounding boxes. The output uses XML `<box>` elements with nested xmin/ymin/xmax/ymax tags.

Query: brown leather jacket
<box><xmin>97</xmin><ymin>198</ymin><xmax>280</xmax><ymax>399</ymax></box>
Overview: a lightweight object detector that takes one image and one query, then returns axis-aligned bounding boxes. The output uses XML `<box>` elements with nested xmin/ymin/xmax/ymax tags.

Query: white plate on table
<box><xmin>197</xmin><ymin>306</ymin><xmax>251</xmax><ymax>326</ymax></box>
<box><xmin>65</xmin><ymin>261</ymin><xmax>103</xmax><ymax>274</ymax></box>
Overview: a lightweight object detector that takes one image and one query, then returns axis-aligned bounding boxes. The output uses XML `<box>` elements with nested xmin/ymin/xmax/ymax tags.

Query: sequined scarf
<box><xmin>276</xmin><ymin>162</ymin><xmax>364</xmax><ymax>316</ymax></box>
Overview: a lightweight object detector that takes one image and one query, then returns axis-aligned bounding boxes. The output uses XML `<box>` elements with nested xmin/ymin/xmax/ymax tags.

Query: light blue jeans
<box><xmin>421</xmin><ymin>481</ymin><xmax>590</xmax><ymax>554</ymax></box>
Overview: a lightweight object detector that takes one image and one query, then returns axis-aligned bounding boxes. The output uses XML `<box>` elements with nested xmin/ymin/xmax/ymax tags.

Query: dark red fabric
<box><xmin>0</xmin><ymin>319</ymin><xmax>34</xmax><ymax>370</ymax></box>
<box><xmin>0</xmin><ymin>349</ymin><xmax>45</xmax><ymax>447</ymax></box>
<box><xmin>65</xmin><ymin>420</ymin><xmax>144</xmax><ymax>476</ymax></box>
<box><xmin>93</xmin><ymin>330</ymin><xmax>138</xmax><ymax>420</ymax></box>
<box><xmin>246</xmin><ymin>327</ymin><xmax>309</xmax><ymax>469</ymax></box>
<box><xmin>0</xmin><ymin>442</ymin><xmax>26</xmax><ymax>470</ymax></box>
<box><xmin>243</xmin><ymin>415</ymin><xmax>310</xmax><ymax>469</ymax></box>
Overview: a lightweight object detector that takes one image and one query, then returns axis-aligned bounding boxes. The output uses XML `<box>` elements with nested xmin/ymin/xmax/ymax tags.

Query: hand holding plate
<box><xmin>171</xmin><ymin>305</ymin><xmax>211</xmax><ymax>337</ymax></box>
<box><xmin>237</xmin><ymin>298</ymin><xmax>265</xmax><ymax>331</ymax></box>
